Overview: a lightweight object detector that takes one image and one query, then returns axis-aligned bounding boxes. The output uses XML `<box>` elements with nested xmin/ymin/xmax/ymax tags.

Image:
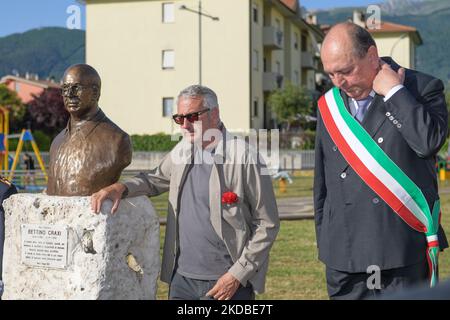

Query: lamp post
<box><xmin>180</xmin><ymin>0</ymin><xmax>219</xmax><ymax>85</ymax></box>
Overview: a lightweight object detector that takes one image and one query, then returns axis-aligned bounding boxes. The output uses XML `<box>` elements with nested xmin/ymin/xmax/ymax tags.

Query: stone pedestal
<box><xmin>2</xmin><ymin>194</ymin><xmax>160</xmax><ymax>300</ymax></box>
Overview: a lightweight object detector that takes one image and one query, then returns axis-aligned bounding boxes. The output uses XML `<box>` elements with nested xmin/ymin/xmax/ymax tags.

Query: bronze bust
<box><xmin>47</xmin><ymin>64</ymin><xmax>132</xmax><ymax>196</ymax></box>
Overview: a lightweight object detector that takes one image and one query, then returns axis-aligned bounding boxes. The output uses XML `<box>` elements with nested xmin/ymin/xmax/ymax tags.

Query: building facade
<box><xmin>353</xmin><ymin>10</ymin><xmax>422</xmax><ymax>69</ymax></box>
<box><xmin>0</xmin><ymin>75</ymin><xmax>60</xmax><ymax>104</ymax></box>
<box><xmin>85</xmin><ymin>0</ymin><xmax>323</xmax><ymax>134</ymax></box>
<box><xmin>318</xmin><ymin>10</ymin><xmax>422</xmax><ymax>70</ymax></box>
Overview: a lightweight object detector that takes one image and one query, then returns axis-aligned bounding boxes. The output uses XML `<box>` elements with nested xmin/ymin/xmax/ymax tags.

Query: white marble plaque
<box><xmin>21</xmin><ymin>224</ymin><xmax>68</xmax><ymax>269</ymax></box>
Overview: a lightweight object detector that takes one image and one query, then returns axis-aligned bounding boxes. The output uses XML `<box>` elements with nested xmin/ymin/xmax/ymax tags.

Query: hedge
<box><xmin>7</xmin><ymin>130</ymin><xmax>52</xmax><ymax>152</ymax></box>
<box><xmin>131</xmin><ymin>133</ymin><xmax>181</xmax><ymax>151</ymax></box>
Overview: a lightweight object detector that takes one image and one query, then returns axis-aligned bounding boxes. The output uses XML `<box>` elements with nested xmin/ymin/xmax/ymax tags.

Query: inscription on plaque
<box><xmin>21</xmin><ymin>224</ymin><xmax>69</xmax><ymax>269</ymax></box>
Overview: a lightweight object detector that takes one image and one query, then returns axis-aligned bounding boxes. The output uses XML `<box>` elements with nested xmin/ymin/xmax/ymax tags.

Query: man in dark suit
<box><xmin>0</xmin><ymin>177</ymin><xmax>18</xmax><ymax>298</ymax></box>
<box><xmin>314</xmin><ymin>22</ymin><xmax>448</xmax><ymax>299</ymax></box>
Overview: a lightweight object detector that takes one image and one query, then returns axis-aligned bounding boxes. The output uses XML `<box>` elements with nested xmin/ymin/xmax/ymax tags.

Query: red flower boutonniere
<box><xmin>222</xmin><ymin>191</ymin><xmax>238</xmax><ymax>205</ymax></box>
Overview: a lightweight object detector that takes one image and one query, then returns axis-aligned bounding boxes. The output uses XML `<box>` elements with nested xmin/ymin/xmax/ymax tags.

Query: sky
<box><xmin>0</xmin><ymin>0</ymin><xmax>86</xmax><ymax>37</ymax></box>
<box><xmin>0</xmin><ymin>0</ymin><xmax>382</xmax><ymax>38</ymax></box>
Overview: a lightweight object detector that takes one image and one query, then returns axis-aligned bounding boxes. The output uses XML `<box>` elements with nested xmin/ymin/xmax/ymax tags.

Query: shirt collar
<box><xmin>65</xmin><ymin>108</ymin><xmax>106</xmax><ymax>138</ymax></box>
<box><xmin>350</xmin><ymin>90</ymin><xmax>376</xmax><ymax>103</ymax></box>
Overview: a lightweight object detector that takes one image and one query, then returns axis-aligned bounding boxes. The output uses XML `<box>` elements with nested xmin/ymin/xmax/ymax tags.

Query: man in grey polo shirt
<box><xmin>91</xmin><ymin>85</ymin><xmax>280</xmax><ymax>300</ymax></box>
<box><xmin>174</xmin><ymin>146</ymin><xmax>237</xmax><ymax>298</ymax></box>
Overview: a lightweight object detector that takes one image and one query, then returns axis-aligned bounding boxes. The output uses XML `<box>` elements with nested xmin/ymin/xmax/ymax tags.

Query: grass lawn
<box><xmin>151</xmin><ymin>172</ymin><xmax>450</xmax><ymax>300</ymax></box>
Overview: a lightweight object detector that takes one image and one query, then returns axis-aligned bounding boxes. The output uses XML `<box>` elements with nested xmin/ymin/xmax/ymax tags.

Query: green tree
<box><xmin>267</xmin><ymin>83</ymin><xmax>313</xmax><ymax>132</ymax></box>
<box><xmin>27</xmin><ymin>87</ymin><xmax>68</xmax><ymax>138</ymax></box>
<box><xmin>0</xmin><ymin>84</ymin><xmax>26</xmax><ymax>131</ymax></box>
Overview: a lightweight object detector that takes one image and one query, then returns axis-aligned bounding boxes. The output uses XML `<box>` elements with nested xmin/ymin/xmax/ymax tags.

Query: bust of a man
<box><xmin>47</xmin><ymin>64</ymin><xmax>132</xmax><ymax>196</ymax></box>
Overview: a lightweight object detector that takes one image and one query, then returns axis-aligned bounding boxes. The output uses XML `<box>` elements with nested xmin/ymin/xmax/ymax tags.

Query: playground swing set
<box><xmin>0</xmin><ymin>106</ymin><xmax>47</xmax><ymax>188</ymax></box>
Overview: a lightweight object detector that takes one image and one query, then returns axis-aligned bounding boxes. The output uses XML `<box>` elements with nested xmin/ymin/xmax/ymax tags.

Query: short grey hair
<box><xmin>177</xmin><ymin>85</ymin><xmax>219</xmax><ymax>109</ymax></box>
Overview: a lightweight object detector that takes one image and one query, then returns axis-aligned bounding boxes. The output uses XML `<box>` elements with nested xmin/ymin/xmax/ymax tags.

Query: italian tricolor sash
<box><xmin>318</xmin><ymin>87</ymin><xmax>441</xmax><ymax>287</ymax></box>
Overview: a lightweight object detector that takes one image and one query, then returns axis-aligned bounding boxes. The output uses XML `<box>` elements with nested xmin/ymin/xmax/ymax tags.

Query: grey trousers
<box><xmin>326</xmin><ymin>259</ymin><xmax>429</xmax><ymax>300</ymax></box>
<box><xmin>169</xmin><ymin>272</ymin><xmax>255</xmax><ymax>300</ymax></box>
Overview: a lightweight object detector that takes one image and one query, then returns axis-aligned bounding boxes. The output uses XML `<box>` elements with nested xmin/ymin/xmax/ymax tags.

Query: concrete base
<box><xmin>2</xmin><ymin>194</ymin><xmax>160</xmax><ymax>300</ymax></box>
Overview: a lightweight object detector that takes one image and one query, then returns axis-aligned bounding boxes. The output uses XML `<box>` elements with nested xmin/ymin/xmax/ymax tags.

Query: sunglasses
<box><xmin>172</xmin><ymin>108</ymin><xmax>210</xmax><ymax>125</ymax></box>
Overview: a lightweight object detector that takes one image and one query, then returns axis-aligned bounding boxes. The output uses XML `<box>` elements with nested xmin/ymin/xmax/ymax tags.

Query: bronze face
<box><xmin>61</xmin><ymin>65</ymin><xmax>101</xmax><ymax>120</ymax></box>
<box><xmin>47</xmin><ymin>64</ymin><xmax>132</xmax><ymax>197</ymax></box>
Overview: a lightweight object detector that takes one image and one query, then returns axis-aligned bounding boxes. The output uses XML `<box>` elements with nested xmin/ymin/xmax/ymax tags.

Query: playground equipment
<box><xmin>0</xmin><ymin>106</ymin><xmax>47</xmax><ymax>183</ymax></box>
<box><xmin>0</xmin><ymin>106</ymin><xmax>9</xmax><ymax>171</ymax></box>
<box><xmin>8</xmin><ymin>129</ymin><xmax>47</xmax><ymax>182</ymax></box>
<box><xmin>272</xmin><ymin>170</ymin><xmax>293</xmax><ymax>193</ymax></box>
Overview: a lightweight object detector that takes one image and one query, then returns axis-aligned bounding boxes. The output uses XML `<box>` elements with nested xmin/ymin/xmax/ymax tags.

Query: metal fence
<box><xmin>127</xmin><ymin>150</ymin><xmax>315</xmax><ymax>171</ymax></box>
<box><xmin>4</xmin><ymin>150</ymin><xmax>316</xmax><ymax>192</ymax></box>
<box><xmin>278</xmin><ymin>150</ymin><xmax>315</xmax><ymax>170</ymax></box>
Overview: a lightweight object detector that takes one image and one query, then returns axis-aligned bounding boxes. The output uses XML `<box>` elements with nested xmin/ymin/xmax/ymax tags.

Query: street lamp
<box><xmin>179</xmin><ymin>0</ymin><xmax>219</xmax><ymax>85</ymax></box>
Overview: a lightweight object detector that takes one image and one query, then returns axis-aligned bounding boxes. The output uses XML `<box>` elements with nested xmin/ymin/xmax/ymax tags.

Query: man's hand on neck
<box><xmin>373</xmin><ymin>60</ymin><xmax>405</xmax><ymax>96</ymax></box>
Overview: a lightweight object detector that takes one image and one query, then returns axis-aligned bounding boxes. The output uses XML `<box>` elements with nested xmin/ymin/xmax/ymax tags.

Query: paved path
<box><xmin>277</xmin><ymin>197</ymin><xmax>314</xmax><ymax>220</ymax></box>
<box><xmin>275</xmin><ymin>185</ymin><xmax>450</xmax><ymax>220</ymax></box>
<box><xmin>159</xmin><ymin>186</ymin><xmax>450</xmax><ymax>224</ymax></box>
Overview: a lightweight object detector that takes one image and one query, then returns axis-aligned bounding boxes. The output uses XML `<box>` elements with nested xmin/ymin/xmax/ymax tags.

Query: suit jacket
<box><xmin>314</xmin><ymin>57</ymin><xmax>449</xmax><ymax>273</ymax></box>
<box><xmin>123</xmin><ymin>127</ymin><xmax>280</xmax><ymax>294</ymax></box>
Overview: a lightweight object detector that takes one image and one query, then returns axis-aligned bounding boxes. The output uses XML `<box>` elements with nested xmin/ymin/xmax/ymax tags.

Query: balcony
<box><xmin>263</xmin><ymin>26</ymin><xmax>283</xmax><ymax>50</ymax></box>
<box><xmin>301</xmin><ymin>51</ymin><xmax>314</xmax><ymax>69</ymax></box>
<box><xmin>263</xmin><ymin>72</ymin><xmax>284</xmax><ymax>91</ymax></box>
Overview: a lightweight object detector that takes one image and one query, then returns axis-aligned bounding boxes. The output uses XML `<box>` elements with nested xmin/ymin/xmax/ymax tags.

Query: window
<box><xmin>162</xmin><ymin>50</ymin><xmax>175</xmax><ymax>69</ymax></box>
<box><xmin>276</xmin><ymin>61</ymin><xmax>281</xmax><ymax>74</ymax></box>
<box><xmin>252</xmin><ymin>3</ymin><xmax>258</xmax><ymax>23</ymax></box>
<box><xmin>294</xmin><ymin>70</ymin><xmax>299</xmax><ymax>84</ymax></box>
<box><xmin>253</xmin><ymin>98</ymin><xmax>259</xmax><ymax>117</ymax></box>
<box><xmin>15</xmin><ymin>82</ymin><xmax>20</xmax><ymax>92</ymax></box>
<box><xmin>253</xmin><ymin>50</ymin><xmax>259</xmax><ymax>70</ymax></box>
<box><xmin>274</xmin><ymin>18</ymin><xmax>283</xmax><ymax>46</ymax></box>
<box><xmin>294</xmin><ymin>32</ymin><xmax>299</xmax><ymax>50</ymax></box>
<box><xmin>163</xmin><ymin>98</ymin><xmax>174</xmax><ymax>117</ymax></box>
<box><xmin>162</xmin><ymin>3</ymin><xmax>175</xmax><ymax>23</ymax></box>
<box><xmin>275</xmin><ymin>18</ymin><xmax>281</xmax><ymax>31</ymax></box>
<box><xmin>301</xmin><ymin>33</ymin><xmax>307</xmax><ymax>52</ymax></box>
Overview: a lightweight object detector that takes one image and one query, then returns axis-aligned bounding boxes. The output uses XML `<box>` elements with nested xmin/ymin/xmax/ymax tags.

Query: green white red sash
<box><xmin>318</xmin><ymin>87</ymin><xmax>441</xmax><ymax>287</ymax></box>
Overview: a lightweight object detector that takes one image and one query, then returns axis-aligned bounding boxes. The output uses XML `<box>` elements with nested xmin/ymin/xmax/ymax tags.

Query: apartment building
<box><xmin>86</xmin><ymin>0</ymin><xmax>323</xmax><ymax>134</ymax></box>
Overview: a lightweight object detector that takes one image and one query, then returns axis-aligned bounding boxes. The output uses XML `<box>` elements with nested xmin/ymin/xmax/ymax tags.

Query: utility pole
<box><xmin>180</xmin><ymin>0</ymin><xmax>219</xmax><ymax>85</ymax></box>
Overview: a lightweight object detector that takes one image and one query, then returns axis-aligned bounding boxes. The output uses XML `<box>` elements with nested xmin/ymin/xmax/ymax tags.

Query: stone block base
<box><xmin>2</xmin><ymin>194</ymin><xmax>160</xmax><ymax>300</ymax></box>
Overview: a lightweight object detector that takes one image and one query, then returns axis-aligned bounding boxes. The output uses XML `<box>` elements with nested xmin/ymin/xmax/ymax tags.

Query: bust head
<box><xmin>61</xmin><ymin>64</ymin><xmax>101</xmax><ymax>120</ymax></box>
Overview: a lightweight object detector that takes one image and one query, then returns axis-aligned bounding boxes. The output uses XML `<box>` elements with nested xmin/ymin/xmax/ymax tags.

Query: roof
<box><xmin>0</xmin><ymin>75</ymin><xmax>61</xmax><ymax>89</ymax></box>
<box><xmin>369</xmin><ymin>21</ymin><xmax>423</xmax><ymax>45</ymax></box>
<box><xmin>320</xmin><ymin>21</ymin><xmax>422</xmax><ymax>45</ymax></box>
<box><xmin>279</xmin><ymin>0</ymin><xmax>298</xmax><ymax>13</ymax></box>
<box><xmin>320</xmin><ymin>24</ymin><xmax>331</xmax><ymax>33</ymax></box>
<box><xmin>305</xmin><ymin>20</ymin><xmax>325</xmax><ymax>41</ymax></box>
<box><xmin>368</xmin><ymin>21</ymin><xmax>417</xmax><ymax>33</ymax></box>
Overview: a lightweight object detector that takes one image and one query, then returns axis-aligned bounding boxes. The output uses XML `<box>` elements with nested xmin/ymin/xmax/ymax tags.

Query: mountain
<box><xmin>380</xmin><ymin>0</ymin><xmax>450</xmax><ymax>16</ymax></box>
<box><xmin>0</xmin><ymin>27</ymin><xmax>85</xmax><ymax>81</ymax></box>
<box><xmin>305</xmin><ymin>0</ymin><xmax>450</xmax><ymax>16</ymax></box>
<box><xmin>308</xmin><ymin>0</ymin><xmax>450</xmax><ymax>85</ymax></box>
